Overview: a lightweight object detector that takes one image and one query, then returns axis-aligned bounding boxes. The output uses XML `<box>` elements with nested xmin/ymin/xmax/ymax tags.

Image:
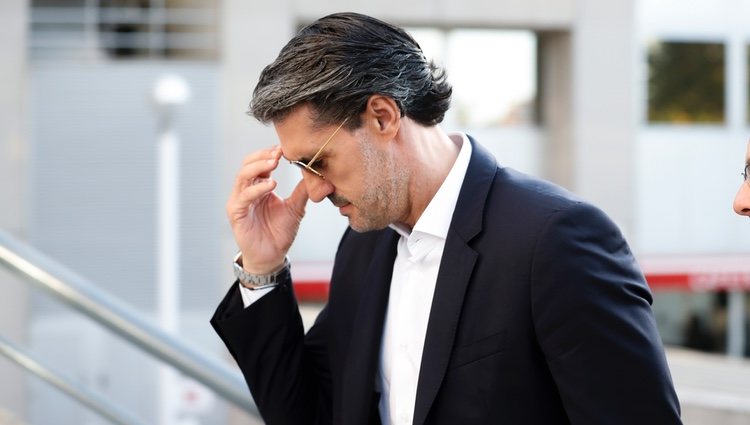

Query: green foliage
<box><xmin>648</xmin><ymin>41</ymin><xmax>725</xmax><ymax>124</ymax></box>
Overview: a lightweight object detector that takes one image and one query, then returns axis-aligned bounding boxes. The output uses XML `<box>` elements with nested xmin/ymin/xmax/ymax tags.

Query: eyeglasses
<box><xmin>288</xmin><ymin>118</ymin><xmax>349</xmax><ymax>180</ymax></box>
<box><xmin>743</xmin><ymin>164</ymin><xmax>750</xmax><ymax>186</ymax></box>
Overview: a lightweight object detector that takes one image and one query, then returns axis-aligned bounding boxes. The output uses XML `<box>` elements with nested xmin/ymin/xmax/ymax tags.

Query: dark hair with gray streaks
<box><xmin>249</xmin><ymin>12</ymin><xmax>452</xmax><ymax>129</ymax></box>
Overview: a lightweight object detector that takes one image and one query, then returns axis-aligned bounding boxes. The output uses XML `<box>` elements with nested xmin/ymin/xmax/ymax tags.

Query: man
<box><xmin>734</xmin><ymin>140</ymin><xmax>749</xmax><ymax>217</ymax></box>
<box><xmin>211</xmin><ymin>12</ymin><xmax>682</xmax><ymax>425</ymax></box>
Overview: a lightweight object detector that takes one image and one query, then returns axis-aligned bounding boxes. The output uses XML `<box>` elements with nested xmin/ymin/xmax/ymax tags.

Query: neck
<box><xmin>396</xmin><ymin>123</ymin><xmax>461</xmax><ymax>230</ymax></box>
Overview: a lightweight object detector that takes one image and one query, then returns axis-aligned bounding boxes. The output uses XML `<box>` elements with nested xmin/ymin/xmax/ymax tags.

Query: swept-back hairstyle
<box><xmin>249</xmin><ymin>12</ymin><xmax>452</xmax><ymax>129</ymax></box>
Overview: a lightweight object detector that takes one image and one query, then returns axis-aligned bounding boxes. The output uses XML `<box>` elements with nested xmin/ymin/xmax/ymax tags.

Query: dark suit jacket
<box><xmin>211</xmin><ymin>137</ymin><xmax>682</xmax><ymax>425</ymax></box>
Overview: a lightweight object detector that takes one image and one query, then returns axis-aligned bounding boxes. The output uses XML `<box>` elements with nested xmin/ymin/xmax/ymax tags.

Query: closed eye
<box><xmin>310</xmin><ymin>158</ymin><xmax>325</xmax><ymax>170</ymax></box>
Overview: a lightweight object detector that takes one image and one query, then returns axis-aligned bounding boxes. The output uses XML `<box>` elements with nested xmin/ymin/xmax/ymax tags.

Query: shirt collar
<box><xmin>390</xmin><ymin>133</ymin><xmax>472</xmax><ymax>240</ymax></box>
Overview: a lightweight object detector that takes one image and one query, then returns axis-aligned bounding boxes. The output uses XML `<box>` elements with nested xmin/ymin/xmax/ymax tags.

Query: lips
<box><xmin>338</xmin><ymin>203</ymin><xmax>351</xmax><ymax>214</ymax></box>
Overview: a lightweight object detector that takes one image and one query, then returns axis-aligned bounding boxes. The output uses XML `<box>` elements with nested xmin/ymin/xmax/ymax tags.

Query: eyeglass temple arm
<box><xmin>307</xmin><ymin>118</ymin><xmax>349</xmax><ymax>167</ymax></box>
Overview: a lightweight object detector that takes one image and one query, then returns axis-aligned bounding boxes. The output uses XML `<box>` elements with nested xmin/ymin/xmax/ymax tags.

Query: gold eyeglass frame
<box><xmin>288</xmin><ymin>117</ymin><xmax>349</xmax><ymax>180</ymax></box>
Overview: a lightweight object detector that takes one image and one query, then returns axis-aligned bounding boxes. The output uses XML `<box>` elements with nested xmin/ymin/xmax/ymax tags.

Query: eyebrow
<box><xmin>294</xmin><ymin>148</ymin><xmax>317</xmax><ymax>164</ymax></box>
<box><xmin>293</xmin><ymin>144</ymin><xmax>327</xmax><ymax>164</ymax></box>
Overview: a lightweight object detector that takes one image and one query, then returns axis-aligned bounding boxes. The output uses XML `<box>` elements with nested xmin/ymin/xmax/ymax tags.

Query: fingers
<box><xmin>237</xmin><ymin>178</ymin><xmax>278</xmax><ymax>206</ymax></box>
<box><xmin>227</xmin><ymin>147</ymin><xmax>280</xmax><ymax>219</ymax></box>
<box><xmin>226</xmin><ymin>178</ymin><xmax>277</xmax><ymax>222</ymax></box>
<box><xmin>286</xmin><ymin>178</ymin><xmax>309</xmax><ymax>219</ymax></box>
<box><xmin>233</xmin><ymin>146</ymin><xmax>282</xmax><ymax>195</ymax></box>
<box><xmin>241</xmin><ymin>145</ymin><xmax>282</xmax><ymax>166</ymax></box>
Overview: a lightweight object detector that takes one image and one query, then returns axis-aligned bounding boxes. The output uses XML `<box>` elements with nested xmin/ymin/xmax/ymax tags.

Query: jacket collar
<box><xmin>413</xmin><ymin>135</ymin><xmax>497</xmax><ymax>425</ymax></box>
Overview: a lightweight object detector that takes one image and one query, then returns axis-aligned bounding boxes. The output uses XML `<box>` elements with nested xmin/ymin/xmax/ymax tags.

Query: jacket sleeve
<box><xmin>530</xmin><ymin>202</ymin><xmax>682</xmax><ymax>424</ymax></box>
<box><xmin>210</xmin><ymin>276</ymin><xmax>332</xmax><ymax>425</ymax></box>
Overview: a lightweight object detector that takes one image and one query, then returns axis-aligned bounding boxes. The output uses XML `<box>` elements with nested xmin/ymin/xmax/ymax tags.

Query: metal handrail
<box><xmin>0</xmin><ymin>229</ymin><xmax>259</xmax><ymax>417</ymax></box>
<box><xmin>0</xmin><ymin>335</ymin><xmax>147</xmax><ymax>425</ymax></box>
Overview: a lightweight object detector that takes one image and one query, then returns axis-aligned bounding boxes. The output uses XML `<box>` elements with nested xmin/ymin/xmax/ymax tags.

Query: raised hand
<box><xmin>226</xmin><ymin>146</ymin><xmax>309</xmax><ymax>274</ymax></box>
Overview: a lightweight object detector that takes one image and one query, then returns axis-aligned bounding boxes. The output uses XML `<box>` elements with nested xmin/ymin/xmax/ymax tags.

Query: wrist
<box><xmin>240</xmin><ymin>254</ymin><xmax>286</xmax><ymax>275</ymax></box>
<box><xmin>233</xmin><ymin>252</ymin><xmax>289</xmax><ymax>290</ymax></box>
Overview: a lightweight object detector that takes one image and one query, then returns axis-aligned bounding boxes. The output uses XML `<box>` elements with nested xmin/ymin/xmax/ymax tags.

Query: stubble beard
<box><xmin>345</xmin><ymin>135</ymin><xmax>409</xmax><ymax>233</ymax></box>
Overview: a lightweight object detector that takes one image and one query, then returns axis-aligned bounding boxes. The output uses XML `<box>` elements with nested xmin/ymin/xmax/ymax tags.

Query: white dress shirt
<box><xmin>239</xmin><ymin>133</ymin><xmax>473</xmax><ymax>425</ymax></box>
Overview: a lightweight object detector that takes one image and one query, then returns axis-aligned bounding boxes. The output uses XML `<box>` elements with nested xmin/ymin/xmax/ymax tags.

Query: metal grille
<box><xmin>30</xmin><ymin>0</ymin><xmax>218</xmax><ymax>60</ymax></box>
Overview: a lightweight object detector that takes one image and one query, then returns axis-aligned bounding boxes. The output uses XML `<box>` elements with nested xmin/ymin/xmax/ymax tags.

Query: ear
<box><xmin>363</xmin><ymin>95</ymin><xmax>400</xmax><ymax>140</ymax></box>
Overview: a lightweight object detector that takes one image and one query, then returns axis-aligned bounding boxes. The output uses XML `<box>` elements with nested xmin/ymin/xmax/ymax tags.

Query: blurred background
<box><xmin>1</xmin><ymin>0</ymin><xmax>750</xmax><ymax>424</ymax></box>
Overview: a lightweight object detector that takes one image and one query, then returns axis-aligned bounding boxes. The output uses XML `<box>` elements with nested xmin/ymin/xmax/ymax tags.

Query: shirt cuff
<box><xmin>238</xmin><ymin>282</ymin><xmax>277</xmax><ymax>308</ymax></box>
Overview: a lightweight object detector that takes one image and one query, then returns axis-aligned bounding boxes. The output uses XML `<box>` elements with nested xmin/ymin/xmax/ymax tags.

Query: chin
<box><xmin>348</xmin><ymin>217</ymin><xmax>390</xmax><ymax>233</ymax></box>
<box><xmin>348</xmin><ymin>222</ymin><xmax>377</xmax><ymax>233</ymax></box>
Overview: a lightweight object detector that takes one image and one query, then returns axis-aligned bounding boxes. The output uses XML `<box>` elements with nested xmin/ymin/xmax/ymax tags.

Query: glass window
<box><xmin>407</xmin><ymin>27</ymin><xmax>538</xmax><ymax>128</ymax></box>
<box><xmin>647</xmin><ymin>41</ymin><xmax>725</xmax><ymax>124</ymax></box>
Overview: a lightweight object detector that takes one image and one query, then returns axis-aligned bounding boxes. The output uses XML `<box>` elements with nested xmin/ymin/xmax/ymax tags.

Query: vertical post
<box><xmin>153</xmin><ymin>74</ymin><xmax>190</xmax><ymax>425</ymax></box>
<box><xmin>572</xmin><ymin>0</ymin><xmax>636</xmax><ymax>234</ymax></box>
<box><xmin>727</xmin><ymin>290</ymin><xmax>746</xmax><ymax>357</ymax></box>
<box><xmin>538</xmin><ymin>31</ymin><xmax>573</xmax><ymax>189</ymax></box>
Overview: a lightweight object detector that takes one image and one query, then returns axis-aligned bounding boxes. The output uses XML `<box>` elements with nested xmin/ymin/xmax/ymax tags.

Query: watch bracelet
<box><xmin>233</xmin><ymin>253</ymin><xmax>289</xmax><ymax>290</ymax></box>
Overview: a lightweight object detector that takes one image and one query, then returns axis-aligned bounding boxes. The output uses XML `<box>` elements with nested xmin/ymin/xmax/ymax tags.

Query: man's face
<box><xmin>734</xmin><ymin>141</ymin><xmax>750</xmax><ymax>217</ymax></box>
<box><xmin>275</xmin><ymin>106</ymin><xmax>409</xmax><ymax>232</ymax></box>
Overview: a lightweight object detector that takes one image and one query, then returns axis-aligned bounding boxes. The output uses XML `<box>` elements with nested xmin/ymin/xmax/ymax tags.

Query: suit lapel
<box><xmin>413</xmin><ymin>137</ymin><xmax>498</xmax><ymax>425</ymax></box>
<box><xmin>340</xmin><ymin>229</ymin><xmax>400</xmax><ymax>425</ymax></box>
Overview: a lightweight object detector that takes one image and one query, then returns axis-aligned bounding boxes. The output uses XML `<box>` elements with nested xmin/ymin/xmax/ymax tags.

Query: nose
<box><xmin>303</xmin><ymin>173</ymin><xmax>335</xmax><ymax>203</ymax></box>
<box><xmin>734</xmin><ymin>183</ymin><xmax>750</xmax><ymax>216</ymax></box>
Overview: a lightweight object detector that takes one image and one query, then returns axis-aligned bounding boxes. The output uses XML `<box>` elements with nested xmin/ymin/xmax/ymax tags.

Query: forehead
<box><xmin>273</xmin><ymin>106</ymin><xmax>329</xmax><ymax>158</ymax></box>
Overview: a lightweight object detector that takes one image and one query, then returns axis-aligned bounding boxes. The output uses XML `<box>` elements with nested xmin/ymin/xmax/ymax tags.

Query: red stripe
<box><xmin>292</xmin><ymin>280</ymin><xmax>330</xmax><ymax>302</ymax></box>
<box><xmin>645</xmin><ymin>273</ymin><xmax>691</xmax><ymax>291</ymax></box>
<box><xmin>646</xmin><ymin>272</ymin><xmax>750</xmax><ymax>291</ymax></box>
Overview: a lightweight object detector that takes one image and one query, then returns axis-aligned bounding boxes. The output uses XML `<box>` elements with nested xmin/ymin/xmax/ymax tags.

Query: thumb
<box><xmin>286</xmin><ymin>179</ymin><xmax>309</xmax><ymax>217</ymax></box>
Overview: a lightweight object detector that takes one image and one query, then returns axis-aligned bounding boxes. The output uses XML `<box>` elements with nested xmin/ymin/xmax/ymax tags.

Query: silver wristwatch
<box><xmin>233</xmin><ymin>252</ymin><xmax>289</xmax><ymax>290</ymax></box>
